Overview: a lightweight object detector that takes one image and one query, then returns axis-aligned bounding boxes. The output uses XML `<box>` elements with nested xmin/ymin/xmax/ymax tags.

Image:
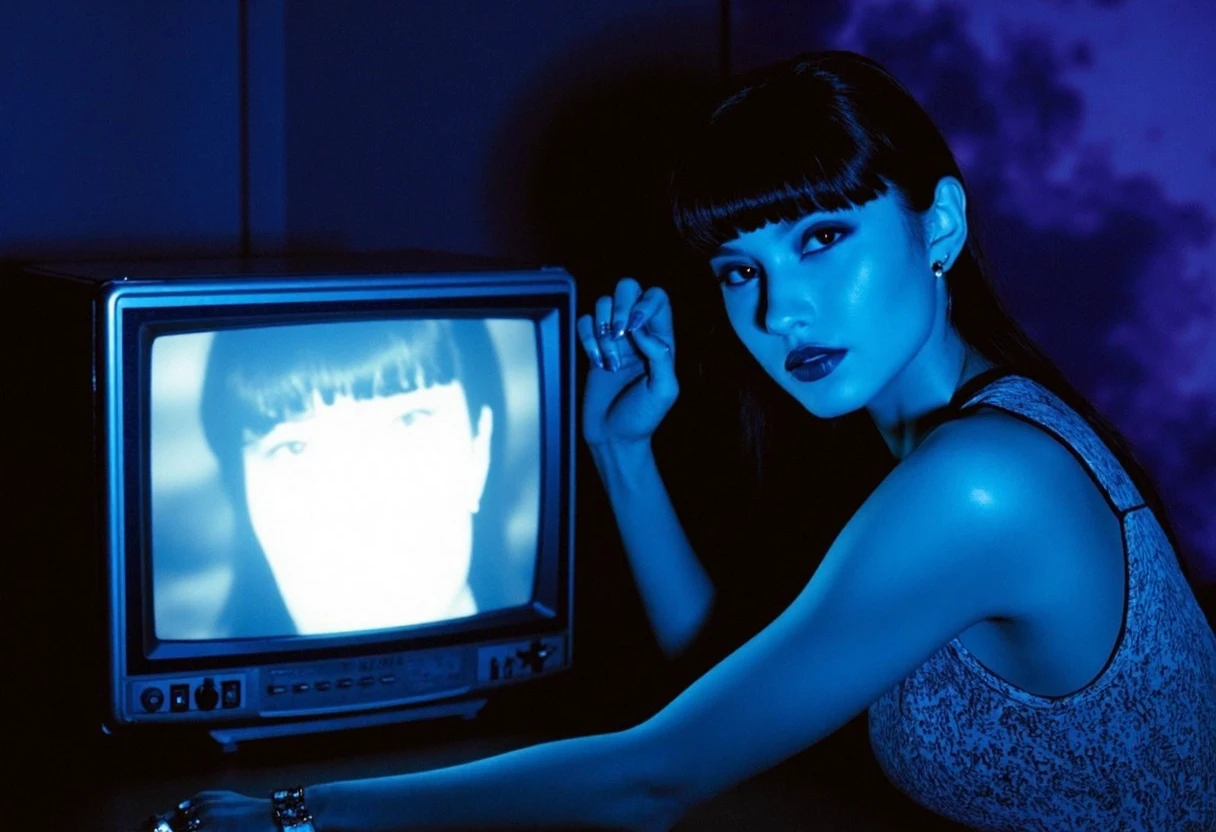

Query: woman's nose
<box><xmin>762</xmin><ymin>268</ymin><xmax>815</xmax><ymax>336</ymax></box>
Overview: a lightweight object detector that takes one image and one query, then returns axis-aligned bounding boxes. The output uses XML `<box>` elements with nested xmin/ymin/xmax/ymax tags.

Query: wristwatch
<box><xmin>271</xmin><ymin>786</ymin><xmax>317</xmax><ymax>832</ymax></box>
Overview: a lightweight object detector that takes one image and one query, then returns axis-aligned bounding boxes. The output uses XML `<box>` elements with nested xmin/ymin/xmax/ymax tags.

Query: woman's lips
<box><xmin>784</xmin><ymin>347</ymin><xmax>847</xmax><ymax>382</ymax></box>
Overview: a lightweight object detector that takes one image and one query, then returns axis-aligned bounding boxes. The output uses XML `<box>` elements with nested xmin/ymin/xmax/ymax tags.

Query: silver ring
<box><xmin>185</xmin><ymin>817</ymin><xmax>203</xmax><ymax>832</ymax></box>
<box><xmin>595</xmin><ymin>321</ymin><xmax>614</xmax><ymax>338</ymax></box>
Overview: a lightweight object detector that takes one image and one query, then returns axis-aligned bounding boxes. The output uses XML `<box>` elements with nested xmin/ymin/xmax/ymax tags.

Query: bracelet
<box><xmin>271</xmin><ymin>786</ymin><xmax>317</xmax><ymax>832</ymax></box>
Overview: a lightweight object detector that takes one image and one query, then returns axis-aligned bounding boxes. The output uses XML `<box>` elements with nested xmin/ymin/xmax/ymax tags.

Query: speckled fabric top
<box><xmin>868</xmin><ymin>371</ymin><xmax>1216</xmax><ymax>831</ymax></box>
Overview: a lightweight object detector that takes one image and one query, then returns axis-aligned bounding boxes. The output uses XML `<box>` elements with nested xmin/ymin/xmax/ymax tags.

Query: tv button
<box><xmin>267</xmin><ymin>684</ymin><xmax>287</xmax><ymax>696</ymax></box>
<box><xmin>292</xmin><ymin>683</ymin><xmax>310</xmax><ymax>693</ymax></box>
<box><xmin>315</xmin><ymin>681</ymin><xmax>332</xmax><ymax>692</ymax></box>
<box><xmin>169</xmin><ymin>684</ymin><xmax>189</xmax><ymax>712</ymax></box>
<box><xmin>337</xmin><ymin>678</ymin><xmax>354</xmax><ymax>689</ymax></box>
<box><xmin>380</xmin><ymin>674</ymin><xmax>395</xmax><ymax>684</ymax></box>
<box><xmin>221</xmin><ymin>680</ymin><xmax>241</xmax><ymax>708</ymax></box>
<box><xmin>358</xmin><ymin>676</ymin><xmax>375</xmax><ymax>687</ymax></box>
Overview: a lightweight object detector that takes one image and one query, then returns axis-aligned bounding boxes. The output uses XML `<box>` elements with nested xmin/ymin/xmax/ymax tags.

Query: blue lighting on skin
<box><xmin>708</xmin><ymin>178</ymin><xmax>993</xmax><ymax>459</ymax></box>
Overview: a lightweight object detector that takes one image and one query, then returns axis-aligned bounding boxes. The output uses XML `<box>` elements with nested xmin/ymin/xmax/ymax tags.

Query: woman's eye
<box><xmin>718</xmin><ymin>264</ymin><xmax>758</xmax><ymax>287</ymax></box>
<box><xmin>802</xmin><ymin>226</ymin><xmax>848</xmax><ymax>253</ymax></box>
<box><xmin>266</xmin><ymin>440</ymin><xmax>307</xmax><ymax>459</ymax></box>
<box><xmin>398</xmin><ymin>409</ymin><xmax>434</xmax><ymax>427</ymax></box>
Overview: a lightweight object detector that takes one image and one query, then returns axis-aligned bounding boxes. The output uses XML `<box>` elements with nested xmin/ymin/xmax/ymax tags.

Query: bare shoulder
<box><xmin>810</xmin><ymin>408</ymin><xmax>1099</xmax><ymax>611</ymax></box>
<box><xmin>892</xmin><ymin>406</ymin><xmax>1118</xmax><ymax>610</ymax></box>
<box><xmin>916</xmin><ymin>406</ymin><xmax>1103</xmax><ymax>520</ymax></box>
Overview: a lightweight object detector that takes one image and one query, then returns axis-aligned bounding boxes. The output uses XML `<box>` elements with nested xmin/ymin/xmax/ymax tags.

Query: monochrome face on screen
<box><xmin>151</xmin><ymin>317</ymin><xmax>539</xmax><ymax>641</ymax></box>
<box><xmin>240</xmin><ymin>381</ymin><xmax>493</xmax><ymax>635</ymax></box>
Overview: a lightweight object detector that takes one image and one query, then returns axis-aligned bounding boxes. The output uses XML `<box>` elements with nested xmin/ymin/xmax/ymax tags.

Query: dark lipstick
<box><xmin>784</xmin><ymin>346</ymin><xmax>847</xmax><ymax>382</ymax></box>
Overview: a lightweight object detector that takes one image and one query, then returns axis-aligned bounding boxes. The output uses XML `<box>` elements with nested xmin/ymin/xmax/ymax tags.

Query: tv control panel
<box><xmin>122</xmin><ymin>635</ymin><xmax>567</xmax><ymax>724</ymax></box>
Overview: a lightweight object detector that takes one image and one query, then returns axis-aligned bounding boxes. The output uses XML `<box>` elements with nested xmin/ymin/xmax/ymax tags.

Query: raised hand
<box><xmin>576</xmin><ymin>277</ymin><xmax>679</xmax><ymax>447</ymax></box>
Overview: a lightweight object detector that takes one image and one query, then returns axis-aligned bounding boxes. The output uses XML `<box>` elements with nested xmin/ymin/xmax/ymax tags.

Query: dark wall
<box><xmin>1</xmin><ymin>0</ymin><xmax>721</xmax><ymax>260</ymax></box>
<box><xmin>1</xmin><ymin>2</ymin><xmax>243</xmax><ymax>258</ymax></box>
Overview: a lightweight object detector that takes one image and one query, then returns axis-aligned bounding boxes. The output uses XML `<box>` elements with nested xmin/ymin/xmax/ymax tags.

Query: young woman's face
<box><xmin>709</xmin><ymin>191</ymin><xmax>945</xmax><ymax>420</ymax></box>
<box><xmin>241</xmin><ymin>381</ymin><xmax>492</xmax><ymax>635</ymax></box>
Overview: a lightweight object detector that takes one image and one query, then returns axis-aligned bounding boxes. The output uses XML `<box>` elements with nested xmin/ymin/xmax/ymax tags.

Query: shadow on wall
<box><xmin>481</xmin><ymin>9</ymin><xmax>722</xmax><ymax>287</ymax></box>
<box><xmin>478</xmin><ymin>11</ymin><xmax>737</xmax><ymax>723</ymax></box>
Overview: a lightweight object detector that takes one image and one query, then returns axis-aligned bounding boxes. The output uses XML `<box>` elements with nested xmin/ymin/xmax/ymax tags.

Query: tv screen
<box><xmin>148</xmin><ymin>317</ymin><xmax>541</xmax><ymax>640</ymax></box>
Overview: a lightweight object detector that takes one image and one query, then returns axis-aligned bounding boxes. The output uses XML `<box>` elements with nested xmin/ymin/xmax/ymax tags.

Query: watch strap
<box><xmin>271</xmin><ymin>786</ymin><xmax>317</xmax><ymax>832</ymax></box>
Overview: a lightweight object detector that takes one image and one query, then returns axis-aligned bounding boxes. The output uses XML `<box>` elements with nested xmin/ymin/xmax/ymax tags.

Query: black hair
<box><xmin>198</xmin><ymin>317</ymin><xmax>509</xmax><ymax>632</ymax></box>
<box><xmin>669</xmin><ymin>50</ymin><xmax>1205</xmax><ymax>605</ymax></box>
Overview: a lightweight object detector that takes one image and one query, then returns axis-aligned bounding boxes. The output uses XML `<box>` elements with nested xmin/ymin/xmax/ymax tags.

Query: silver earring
<box><xmin>932</xmin><ymin>260</ymin><xmax>945</xmax><ymax>279</ymax></box>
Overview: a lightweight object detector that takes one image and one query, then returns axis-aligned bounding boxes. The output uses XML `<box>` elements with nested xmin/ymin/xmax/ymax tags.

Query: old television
<box><xmin>13</xmin><ymin>253</ymin><xmax>575</xmax><ymax>750</ymax></box>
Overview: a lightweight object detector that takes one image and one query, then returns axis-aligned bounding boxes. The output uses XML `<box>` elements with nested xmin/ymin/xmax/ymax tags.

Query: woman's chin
<box><xmin>786</xmin><ymin>387</ymin><xmax>864</xmax><ymax>421</ymax></box>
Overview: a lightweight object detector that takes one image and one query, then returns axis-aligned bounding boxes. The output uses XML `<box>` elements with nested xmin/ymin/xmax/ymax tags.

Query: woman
<box><xmin>158</xmin><ymin>50</ymin><xmax>1216</xmax><ymax>832</ymax></box>
<box><xmin>196</xmin><ymin>318</ymin><xmax>507</xmax><ymax>637</ymax></box>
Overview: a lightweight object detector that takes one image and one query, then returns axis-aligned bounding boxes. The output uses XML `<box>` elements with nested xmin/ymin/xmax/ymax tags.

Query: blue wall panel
<box><xmin>0</xmin><ymin>1</ymin><xmax>243</xmax><ymax>258</ymax></box>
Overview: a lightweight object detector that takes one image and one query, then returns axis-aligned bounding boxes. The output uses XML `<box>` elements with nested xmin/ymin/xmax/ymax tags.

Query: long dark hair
<box><xmin>668</xmin><ymin>50</ymin><xmax>1204</xmax><ymax>601</ymax></box>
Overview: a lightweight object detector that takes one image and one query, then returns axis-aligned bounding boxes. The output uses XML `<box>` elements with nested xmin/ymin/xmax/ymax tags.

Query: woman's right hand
<box><xmin>577</xmin><ymin>277</ymin><xmax>679</xmax><ymax>447</ymax></box>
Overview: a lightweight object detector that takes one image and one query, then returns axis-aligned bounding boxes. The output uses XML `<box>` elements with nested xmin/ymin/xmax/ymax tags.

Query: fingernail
<box><xmin>626</xmin><ymin>311</ymin><xmax>644</xmax><ymax>333</ymax></box>
<box><xmin>609</xmin><ymin>353</ymin><xmax>620</xmax><ymax>371</ymax></box>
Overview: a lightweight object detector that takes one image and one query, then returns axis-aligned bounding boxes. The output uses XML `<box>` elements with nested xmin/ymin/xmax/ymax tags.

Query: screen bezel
<box><xmin>104</xmin><ymin>272</ymin><xmax>574</xmax><ymax>678</ymax></box>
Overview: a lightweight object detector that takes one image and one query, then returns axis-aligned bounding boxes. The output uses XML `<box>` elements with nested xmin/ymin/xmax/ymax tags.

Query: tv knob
<box><xmin>194</xmin><ymin>678</ymin><xmax>220</xmax><ymax>711</ymax></box>
<box><xmin>140</xmin><ymin>687</ymin><xmax>165</xmax><ymax>713</ymax></box>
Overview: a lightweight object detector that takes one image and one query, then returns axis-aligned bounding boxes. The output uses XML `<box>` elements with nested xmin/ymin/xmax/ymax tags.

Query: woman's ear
<box><xmin>925</xmin><ymin>176</ymin><xmax>968</xmax><ymax>268</ymax></box>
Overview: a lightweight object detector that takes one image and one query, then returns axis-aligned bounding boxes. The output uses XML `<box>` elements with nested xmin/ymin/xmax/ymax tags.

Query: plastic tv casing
<box><xmin>14</xmin><ymin>252</ymin><xmax>576</xmax><ymax>752</ymax></box>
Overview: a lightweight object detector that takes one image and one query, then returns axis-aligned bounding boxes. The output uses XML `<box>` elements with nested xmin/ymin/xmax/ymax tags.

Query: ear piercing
<box><xmin>932</xmin><ymin>260</ymin><xmax>946</xmax><ymax>279</ymax></box>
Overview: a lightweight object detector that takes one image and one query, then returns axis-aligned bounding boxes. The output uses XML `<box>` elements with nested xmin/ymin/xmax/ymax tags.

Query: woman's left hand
<box><xmin>149</xmin><ymin>792</ymin><xmax>277</xmax><ymax>832</ymax></box>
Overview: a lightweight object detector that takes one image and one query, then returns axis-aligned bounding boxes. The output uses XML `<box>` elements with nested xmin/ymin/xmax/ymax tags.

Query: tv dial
<box><xmin>194</xmin><ymin>678</ymin><xmax>220</xmax><ymax>711</ymax></box>
<box><xmin>140</xmin><ymin>686</ymin><xmax>165</xmax><ymax>713</ymax></box>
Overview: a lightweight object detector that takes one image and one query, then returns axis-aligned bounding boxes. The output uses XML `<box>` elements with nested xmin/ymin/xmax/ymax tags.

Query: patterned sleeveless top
<box><xmin>868</xmin><ymin>369</ymin><xmax>1216</xmax><ymax>831</ymax></box>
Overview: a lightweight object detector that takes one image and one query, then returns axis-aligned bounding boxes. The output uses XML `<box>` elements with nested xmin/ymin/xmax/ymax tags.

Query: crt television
<box><xmin>13</xmin><ymin>252</ymin><xmax>576</xmax><ymax>750</ymax></box>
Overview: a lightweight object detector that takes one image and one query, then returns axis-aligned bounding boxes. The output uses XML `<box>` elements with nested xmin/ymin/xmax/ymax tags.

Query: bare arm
<box><xmin>578</xmin><ymin>280</ymin><xmax>715</xmax><ymax>659</ymax></box>
<box><xmin>631</xmin><ymin>416</ymin><xmax>1053</xmax><ymax>810</ymax></box>
<box><xmin>591</xmin><ymin>439</ymin><xmax>715</xmax><ymax>658</ymax></box>
<box><xmin>308</xmin><ymin>729</ymin><xmax>679</xmax><ymax>832</ymax></box>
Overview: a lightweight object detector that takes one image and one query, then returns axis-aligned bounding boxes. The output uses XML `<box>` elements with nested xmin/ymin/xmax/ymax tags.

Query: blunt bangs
<box><xmin>212</xmin><ymin>320</ymin><xmax>460</xmax><ymax>442</ymax></box>
<box><xmin>671</xmin><ymin>53</ymin><xmax>935</xmax><ymax>256</ymax></box>
<box><xmin>673</xmin><ymin>117</ymin><xmax>890</xmax><ymax>256</ymax></box>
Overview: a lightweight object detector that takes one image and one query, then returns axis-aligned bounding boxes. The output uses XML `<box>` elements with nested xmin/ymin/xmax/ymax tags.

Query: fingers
<box><xmin>575</xmin><ymin>314</ymin><xmax>605</xmax><ymax>370</ymax></box>
<box><xmin>631</xmin><ymin>324</ymin><xmax>678</xmax><ymax>399</ymax></box>
<box><xmin>626</xmin><ymin>285</ymin><xmax>673</xmax><ymax>343</ymax></box>
<box><xmin>594</xmin><ymin>294</ymin><xmax>622</xmax><ymax>371</ymax></box>
<box><xmin>611</xmin><ymin>277</ymin><xmax>643</xmax><ymax>337</ymax></box>
<box><xmin>576</xmin><ymin>278</ymin><xmax>674</xmax><ymax>373</ymax></box>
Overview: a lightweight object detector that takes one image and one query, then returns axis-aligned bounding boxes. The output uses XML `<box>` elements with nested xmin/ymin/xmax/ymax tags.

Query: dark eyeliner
<box><xmin>717</xmin><ymin>263</ymin><xmax>757</xmax><ymax>287</ymax></box>
<box><xmin>799</xmin><ymin>223</ymin><xmax>849</xmax><ymax>253</ymax></box>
